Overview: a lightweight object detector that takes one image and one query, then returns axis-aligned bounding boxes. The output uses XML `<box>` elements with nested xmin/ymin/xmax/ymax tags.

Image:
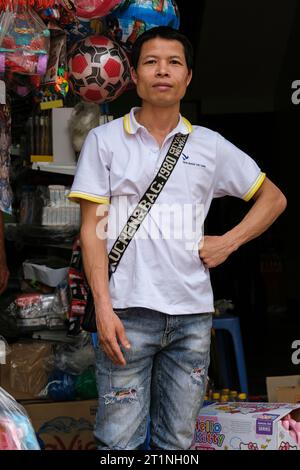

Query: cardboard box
<box><xmin>277</xmin><ymin>387</ymin><xmax>300</xmax><ymax>403</ymax></box>
<box><xmin>191</xmin><ymin>402</ymin><xmax>300</xmax><ymax>450</ymax></box>
<box><xmin>266</xmin><ymin>375</ymin><xmax>300</xmax><ymax>403</ymax></box>
<box><xmin>22</xmin><ymin>400</ymin><xmax>98</xmax><ymax>451</ymax></box>
<box><xmin>0</xmin><ymin>341</ymin><xmax>53</xmax><ymax>400</ymax></box>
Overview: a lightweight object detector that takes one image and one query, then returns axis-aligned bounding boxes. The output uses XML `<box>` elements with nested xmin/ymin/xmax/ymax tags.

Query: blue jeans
<box><xmin>94</xmin><ymin>307</ymin><xmax>212</xmax><ymax>450</ymax></box>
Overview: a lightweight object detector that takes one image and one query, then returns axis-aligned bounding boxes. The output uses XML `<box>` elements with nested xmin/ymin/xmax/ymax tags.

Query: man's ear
<box><xmin>186</xmin><ymin>69</ymin><xmax>193</xmax><ymax>87</ymax></box>
<box><xmin>131</xmin><ymin>66</ymin><xmax>138</xmax><ymax>85</ymax></box>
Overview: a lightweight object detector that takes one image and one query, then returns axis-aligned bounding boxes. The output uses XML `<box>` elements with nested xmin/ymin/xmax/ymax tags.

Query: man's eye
<box><xmin>144</xmin><ymin>60</ymin><xmax>156</xmax><ymax>64</ymax></box>
<box><xmin>170</xmin><ymin>60</ymin><xmax>181</xmax><ymax>64</ymax></box>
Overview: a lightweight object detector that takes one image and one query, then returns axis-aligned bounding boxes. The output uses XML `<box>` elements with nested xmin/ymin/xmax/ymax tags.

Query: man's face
<box><xmin>131</xmin><ymin>37</ymin><xmax>192</xmax><ymax>108</ymax></box>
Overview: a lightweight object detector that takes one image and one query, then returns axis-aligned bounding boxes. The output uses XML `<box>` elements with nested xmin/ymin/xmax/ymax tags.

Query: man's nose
<box><xmin>155</xmin><ymin>62</ymin><xmax>170</xmax><ymax>76</ymax></box>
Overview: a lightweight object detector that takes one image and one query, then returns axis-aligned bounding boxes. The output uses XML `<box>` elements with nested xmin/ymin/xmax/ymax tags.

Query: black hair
<box><xmin>131</xmin><ymin>26</ymin><xmax>194</xmax><ymax>71</ymax></box>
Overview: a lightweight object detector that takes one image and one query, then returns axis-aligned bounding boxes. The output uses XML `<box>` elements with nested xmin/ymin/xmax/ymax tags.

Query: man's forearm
<box><xmin>223</xmin><ymin>179</ymin><xmax>287</xmax><ymax>253</ymax></box>
<box><xmin>80</xmin><ymin>224</ymin><xmax>112</xmax><ymax>311</ymax></box>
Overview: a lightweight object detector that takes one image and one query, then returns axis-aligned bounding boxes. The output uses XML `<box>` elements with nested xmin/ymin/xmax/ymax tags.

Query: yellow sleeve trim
<box><xmin>123</xmin><ymin>114</ymin><xmax>131</xmax><ymax>134</ymax></box>
<box><xmin>243</xmin><ymin>172</ymin><xmax>266</xmax><ymax>201</ymax></box>
<box><xmin>67</xmin><ymin>192</ymin><xmax>110</xmax><ymax>205</ymax></box>
<box><xmin>182</xmin><ymin>117</ymin><xmax>193</xmax><ymax>133</ymax></box>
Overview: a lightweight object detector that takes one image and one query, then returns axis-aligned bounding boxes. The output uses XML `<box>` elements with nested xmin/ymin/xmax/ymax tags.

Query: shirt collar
<box><xmin>123</xmin><ymin>107</ymin><xmax>193</xmax><ymax>136</ymax></box>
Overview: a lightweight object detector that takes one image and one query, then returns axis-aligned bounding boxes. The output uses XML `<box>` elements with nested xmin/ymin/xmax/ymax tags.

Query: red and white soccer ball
<box><xmin>68</xmin><ymin>35</ymin><xmax>131</xmax><ymax>103</ymax></box>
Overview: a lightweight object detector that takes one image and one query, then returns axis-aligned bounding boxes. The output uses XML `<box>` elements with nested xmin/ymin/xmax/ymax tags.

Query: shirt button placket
<box><xmin>154</xmin><ymin>147</ymin><xmax>162</xmax><ymax>172</ymax></box>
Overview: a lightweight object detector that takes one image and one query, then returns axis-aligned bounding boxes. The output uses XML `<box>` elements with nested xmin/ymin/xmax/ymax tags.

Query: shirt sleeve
<box><xmin>213</xmin><ymin>133</ymin><xmax>266</xmax><ymax>201</ymax></box>
<box><xmin>68</xmin><ymin>128</ymin><xmax>110</xmax><ymax>205</ymax></box>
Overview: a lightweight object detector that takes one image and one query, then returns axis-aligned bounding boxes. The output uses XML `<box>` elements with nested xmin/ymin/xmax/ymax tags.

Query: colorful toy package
<box><xmin>0</xmin><ymin>3</ymin><xmax>50</xmax><ymax>77</ymax></box>
<box><xmin>41</xmin><ymin>23</ymin><xmax>69</xmax><ymax>98</ymax></box>
<box><xmin>191</xmin><ymin>402</ymin><xmax>300</xmax><ymax>451</ymax></box>
<box><xmin>0</xmin><ymin>386</ymin><xmax>40</xmax><ymax>450</ymax></box>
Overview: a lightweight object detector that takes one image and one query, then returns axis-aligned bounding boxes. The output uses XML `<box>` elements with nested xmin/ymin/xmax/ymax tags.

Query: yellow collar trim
<box><xmin>123</xmin><ymin>114</ymin><xmax>132</xmax><ymax>134</ymax></box>
<box><xmin>182</xmin><ymin>117</ymin><xmax>193</xmax><ymax>134</ymax></box>
<box><xmin>123</xmin><ymin>113</ymin><xmax>193</xmax><ymax>135</ymax></box>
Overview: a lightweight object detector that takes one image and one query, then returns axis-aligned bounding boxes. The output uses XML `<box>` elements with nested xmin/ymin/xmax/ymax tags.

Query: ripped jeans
<box><xmin>94</xmin><ymin>307</ymin><xmax>212</xmax><ymax>450</ymax></box>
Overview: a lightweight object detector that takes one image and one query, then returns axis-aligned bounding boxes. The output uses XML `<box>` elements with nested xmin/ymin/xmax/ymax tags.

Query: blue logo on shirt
<box><xmin>182</xmin><ymin>153</ymin><xmax>206</xmax><ymax>168</ymax></box>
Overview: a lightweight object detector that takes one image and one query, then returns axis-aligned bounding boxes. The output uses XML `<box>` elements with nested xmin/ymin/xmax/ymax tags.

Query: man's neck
<box><xmin>135</xmin><ymin>104</ymin><xmax>180</xmax><ymax>147</ymax></box>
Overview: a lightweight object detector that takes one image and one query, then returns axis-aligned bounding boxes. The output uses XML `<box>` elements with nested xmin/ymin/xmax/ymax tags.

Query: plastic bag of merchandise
<box><xmin>38</xmin><ymin>370</ymin><xmax>77</xmax><ymax>401</ymax></box>
<box><xmin>0</xmin><ymin>335</ymin><xmax>10</xmax><ymax>365</ymax></box>
<box><xmin>23</xmin><ymin>257</ymin><xmax>69</xmax><ymax>288</ymax></box>
<box><xmin>0</xmin><ymin>2</ymin><xmax>50</xmax><ymax>77</ymax></box>
<box><xmin>75</xmin><ymin>367</ymin><xmax>97</xmax><ymax>399</ymax></box>
<box><xmin>39</xmin><ymin>367</ymin><xmax>98</xmax><ymax>401</ymax></box>
<box><xmin>8</xmin><ymin>292</ymin><xmax>54</xmax><ymax>331</ymax></box>
<box><xmin>53</xmin><ymin>331</ymin><xmax>95</xmax><ymax>375</ymax></box>
<box><xmin>1</xmin><ymin>341</ymin><xmax>54</xmax><ymax>399</ymax></box>
<box><xmin>0</xmin><ymin>386</ymin><xmax>40</xmax><ymax>450</ymax></box>
<box><xmin>0</xmin><ymin>296</ymin><xmax>20</xmax><ymax>339</ymax></box>
<box><xmin>7</xmin><ymin>288</ymin><xmax>68</xmax><ymax>332</ymax></box>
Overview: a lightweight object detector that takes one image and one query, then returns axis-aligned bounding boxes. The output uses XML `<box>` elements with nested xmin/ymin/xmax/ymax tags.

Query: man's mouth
<box><xmin>153</xmin><ymin>83</ymin><xmax>173</xmax><ymax>90</ymax></box>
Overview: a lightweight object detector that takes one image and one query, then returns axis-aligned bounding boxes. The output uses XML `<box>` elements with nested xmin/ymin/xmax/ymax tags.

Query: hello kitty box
<box><xmin>191</xmin><ymin>402</ymin><xmax>300</xmax><ymax>450</ymax></box>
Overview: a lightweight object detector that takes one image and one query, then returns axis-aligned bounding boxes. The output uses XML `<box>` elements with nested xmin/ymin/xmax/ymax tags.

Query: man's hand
<box><xmin>199</xmin><ymin>235</ymin><xmax>234</xmax><ymax>269</ymax></box>
<box><xmin>0</xmin><ymin>261</ymin><xmax>9</xmax><ymax>295</ymax></box>
<box><xmin>96</xmin><ymin>308</ymin><xmax>131</xmax><ymax>366</ymax></box>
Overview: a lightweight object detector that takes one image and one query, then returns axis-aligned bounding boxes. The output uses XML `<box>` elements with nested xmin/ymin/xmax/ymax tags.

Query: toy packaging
<box><xmin>191</xmin><ymin>402</ymin><xmax>300</xmax><ymax>451</ymax></box>
<box><xmin>0</xmin><ymin>4</ymin><xmax>50</xmax><ymax>76</ymax></box>
<box><xmin>0</xmin><ymin>386</ymin><xmax>40</xmax><ymax>450</ymax></box>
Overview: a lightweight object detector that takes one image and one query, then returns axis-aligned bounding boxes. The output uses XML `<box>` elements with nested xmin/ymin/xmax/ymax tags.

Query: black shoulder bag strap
<box><xmin>82</xmin><ymin>132</ymin><xmax>189</xmax><ymax>332</ymax></box>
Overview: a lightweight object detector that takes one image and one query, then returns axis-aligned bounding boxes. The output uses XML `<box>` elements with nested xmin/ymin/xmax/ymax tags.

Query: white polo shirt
<box><xmin>69</xmin><ymin>107</ymin><xmax>266</xmax><ymax>315</ymax></box>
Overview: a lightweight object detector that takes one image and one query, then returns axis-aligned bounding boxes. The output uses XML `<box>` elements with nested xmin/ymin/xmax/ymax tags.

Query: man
<box><xmin>68</xmin><ymin>26</ymin><xmax>287</xmax><ymax>450</ymax></box>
